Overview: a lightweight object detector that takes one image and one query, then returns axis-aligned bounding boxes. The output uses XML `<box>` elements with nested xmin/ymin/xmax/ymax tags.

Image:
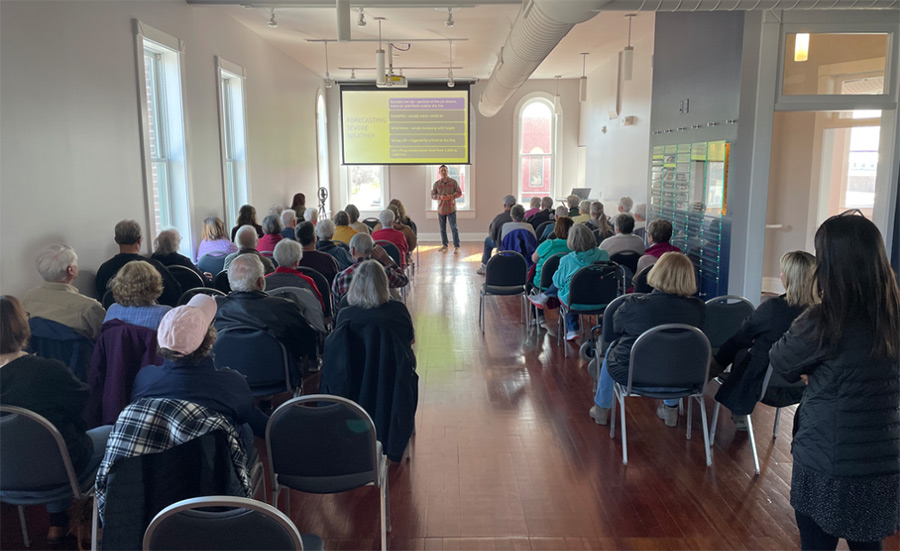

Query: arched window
<box><xmin>516</xmin><ymin>97</ymin><xmax>556</xmax><ymax>204</ymax></box>
<box><xmin>315</xmin><ymin>92</ymin><xmax>330</xmax><ymax>209</ymax></box>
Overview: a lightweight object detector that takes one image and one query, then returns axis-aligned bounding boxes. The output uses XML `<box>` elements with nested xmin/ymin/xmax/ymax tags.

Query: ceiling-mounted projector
<box><xmin>376</xmin><ymin>75</ymin><xmax>408</xmax><ymax>88</ymax></box>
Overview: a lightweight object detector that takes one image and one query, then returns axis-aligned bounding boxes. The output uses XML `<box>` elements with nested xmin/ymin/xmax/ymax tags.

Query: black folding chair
<box><xmin>558</xmin><ymin>262</ymin><xmax>626</xmax><ymax>355</ymax></box>
<box><xmin>214</xmin><ymin>271</ymin><xmax>231</xmax><ymax>294</ymax></box>
<box><xmin>213</xmin><ymin>327</ymin><xmax>296</xmax><ymax>396</ymax></box>
<box><xmin>198</xmin><ymin>253</ymin><xmax>228</xmax><ymax>276</ymax></box>
<box><xmin>177</xmin><ymin>287</ymin><xmax>226</xmax><ymax>306</ymax></box>
<box><xmin>609</xmin><ymin>250</ymin><xmax>641</xmax><ymax>276</ymax></box>
<box><xmin>167</xmin><ymin>265</ymin><xmax>206</xmax><ymax>292</ymax></box>
<box><xmin>479</xmin><ymin>251</ymin><xmax>528</xmax><ymax>334</ymax></box>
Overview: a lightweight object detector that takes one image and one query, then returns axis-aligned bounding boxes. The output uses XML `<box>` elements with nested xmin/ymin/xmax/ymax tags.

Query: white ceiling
<box><xmin>215</xmin><ymin>3</ymin><xmax>655</xmax><ymax>82</ymax></box>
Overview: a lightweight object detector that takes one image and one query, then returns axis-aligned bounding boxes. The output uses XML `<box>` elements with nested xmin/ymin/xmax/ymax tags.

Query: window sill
<box><xmin>425</xmin><ymin>210</ymin><xmax>477</xmax><ymax>220</ymax></box>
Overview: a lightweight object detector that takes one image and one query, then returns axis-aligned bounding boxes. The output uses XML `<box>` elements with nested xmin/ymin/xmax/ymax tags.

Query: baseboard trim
<box><xmin>417</xmin><ymin>233</ymin><xmax>486</xmax><ymax>242</ymax></box>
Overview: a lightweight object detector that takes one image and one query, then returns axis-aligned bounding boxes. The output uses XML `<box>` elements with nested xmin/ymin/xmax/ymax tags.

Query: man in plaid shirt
<box><xmin>430</xmin><ymin>164</ymin><xmax>462</xmax><ymax>253</ymax></box>
<box><xmin>332</xmin><ymin>233</ymin><xmax>409</xmax><ymax>306</ymax></box>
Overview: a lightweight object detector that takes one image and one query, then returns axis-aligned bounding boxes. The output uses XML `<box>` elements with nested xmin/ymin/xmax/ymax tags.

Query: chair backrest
<box><xmin>535</xmin><ymin>221</ymin><xmax>553</xmax><ymax>244</ymax></box>
<box><xmin>214</xmin><ymin>271</ymin><xmax>231</xmax><ymax>294</ymax></box>
<box><xmin>198</xmin><ymin>253</ymin><xmax>227</xmax><ymax>276</ymax></box>
<box><xmin>600</xmin><ymin>293</ymin><xmax>646</xmax><ymax>354</ymax></box>
<box><xmin>0</xmin><ymin>405</ymin><xmax>81</xmax><ymax>496</ymax></box>
<box><xmin>143</xmin><ymin>496</ymin><xmax>304</xmax><ymax>551</ymax></box>
<box><xmin>609</xmin><ymin>251</ymin><xmax>641</xmax><ymax>275</ymax></box>
<box><xmin>632</xmin><ymin>266</ymin><xmax>655</xmax><ymax>293</ymax></box>
<box><xmin>375</xmin><ymin>240</ymin><xmax>402</xmax><ymax>266</ymax></box>
<box><xmin>294</xmin><ymin>266</ymin><xmax>332</xmax><ymax>319</ymax></box>
<box><xmin>538</xmin><ymin>253</ymin><xmax>566</xmax><ymax>291</ymax></box>
<box><xmin>703</xmin><ymin>295</ymin><xmax>755</xmax><ymax>349</ymax></box>
<box><xmin>500</xmin><ymin>230</ymin><xmax>538</xmax><ymax>268</ymax></box>
<box><xmin>362</xmin><ymin>217</ymin><xmax>380</xmax><ymax>230</ymax></box>
<box><xmin>265</xmin><ymin>395</ymin><xmax>379</xmax><ymax>494</ymax></box>
<box><xmin>627</xmin><ymin>324</ymin><xmax>711</xmax><ymax>394</ymax></box>
<box><xmin>213</xmin><ymin>327</ymin><xmax>292</xmax><ymax>395</ymax></box>
<box><xmin>167</xmin><ymin>265</ymin><xmax>206</xmax><ymax>293</ymax></box>
<box><xmin>178</xmin><ymin>287</ymin><xmax>226</xmax><ymax>306</ymax></box>
<box><xmin>268</xmin><ymin>288</ymin><xmax>326</xmax><ymax>335</ymax></box>
<box><xmin>26</xmin><ymin>317</ymin><xmax>94</xmax><ymax>381</ymax></box>
<box><xmin>102</xmin><ymin>289</ymin><xmax>116</xmax><ymax>309</ymax></box>
<box><xmin>408</xmin><ymin>219</ymin><xmax>418</xmax><ymax>236</ymax></box>
<box><xmin>484</xmin><ymin>250</ymin><xmax>527</xmax><ymax>288</ymax></box>
<box><xmin>567</xmin><ymin>262</ymin><xmax>625</xmax><ymax>310</ymax></box>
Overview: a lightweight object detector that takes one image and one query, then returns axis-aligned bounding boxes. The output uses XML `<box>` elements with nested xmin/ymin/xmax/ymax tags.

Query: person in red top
<box><xmin>635</xmin><ymin>219</ymin><xmax>682</xmax><ymax>276</ymax></box>
<box><xmin>265</xmin><ymin>240</ymin><xmax>324</xmax><ymax>310</ymax></box>
<box><xmin>257</xmin><ymin>215</ymin><xmax>283</xmax><ymax>253</ymax></box>
<box><xmin>430</xmin><ymin>164</ymin><xmax>462</xmax><ymax>253</ymax></box>
<box><xmin>372</xmin><ymin>209</ymin><xmax>409</xmax><ymax>268</ymax></box>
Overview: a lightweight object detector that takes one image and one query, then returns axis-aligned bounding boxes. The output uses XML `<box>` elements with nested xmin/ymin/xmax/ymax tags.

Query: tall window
<box><xmin>426</xmin><ymin>165</ymin><xmax>470</xmax><ymax>211</ymax></box>
<box><xmin>136</xmin><ymin>23</ymin><xmax>190</xmax><ymax>256</ymax></box>
<box><xmin>345</xmin><ymin>166</ymin><xmax>387</xmax><ymax>212</ymax></box>
<box><xmin>517</xmin><ymin>98</ymin><xmax>555</xmax><ymax>204</ymax></box>
<box><xmin>217</xmin><ymin>59</ymin><xmax>249</xmax><ymax>228</ymax></box>
<box><xmin>316</xmin><ymin>92</ymin><xmax>330</xmax><ymax>214</ymax></box>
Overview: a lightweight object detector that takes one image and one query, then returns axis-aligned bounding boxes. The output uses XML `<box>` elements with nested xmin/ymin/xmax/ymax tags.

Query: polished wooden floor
<box><xmin>3</xmin><ymin>243</ymin><xmax>898</xmax><ymax>550</ymax></box>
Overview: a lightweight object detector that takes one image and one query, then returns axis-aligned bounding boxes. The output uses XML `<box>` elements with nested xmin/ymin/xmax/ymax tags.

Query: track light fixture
<box><xmin>375</xmin><ymin>17</ymin><xmax>386</xmax><ymax>86</ymax></box>
<box><xmin>357</xmin><ymin>7</ymin><xmax>366</xmax><ymax>27</ymax></box>
<box><xmin>323</xmin><ymin>42</ymin><xmax>334</xmax><ymax>88</ymax></box>
<box><xmin>579</xmin><ymin>52</ymin><xmax>589</xmax><ymax>102</ymax></box>
<box><xmin>447</xmin><ymin>39</ymin><xmax>454</xmax><ymax>87</ymax></box>
<box><xmin>622</xmin><ymin>14</ymin><xmax>635</xmax><ymax>81</ymax></box>
<box><xmin>267</xmin><ymin>8</ymin><xmax>277</xmax><ymax>28</ymax></box>
<box><xmin>444</xmin><ymin>8</ymin><xmax>454</xmax><ymax>28</ymax></box>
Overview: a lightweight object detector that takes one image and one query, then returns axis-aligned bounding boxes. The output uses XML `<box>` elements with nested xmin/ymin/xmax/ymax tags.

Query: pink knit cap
<box><xmin>157</xmin><ymin>295</ymin><xmax>217</xmax><ymax>355</ymax></box>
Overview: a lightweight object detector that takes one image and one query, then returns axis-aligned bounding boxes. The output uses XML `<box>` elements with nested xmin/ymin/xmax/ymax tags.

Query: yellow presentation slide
<box><xmin>342</xmin><ymin>89</ymin><xmax>469</xmax><ymax>165</ymax></box>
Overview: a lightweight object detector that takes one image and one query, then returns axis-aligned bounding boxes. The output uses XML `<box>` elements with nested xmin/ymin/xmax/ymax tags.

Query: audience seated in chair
<box><xmin>372</xmin><ymin>209</ymin><xmax>409</xmax><ymax>268</ymax></box>
<box><xmin>223</xmin><ymin>225</ymin><xmax>276</xmax><ymax>275</ymax></box>
<box><xmin>636</xmin><ymin>219</ymin><xmax>682</xmax><ymax>275</ymax></box>
<box><xmin>332</xmin><ymin>210</ymin><xmax>359</xmax><ymax>246</ymax></box>
<box><xmin>531</xmin><ymin>217</ymin><xmax>574</xmax><ymax>291</ymax></box>
<box><xmin>215</xmin><ymin>254</ymin><xmax>316</xmax><ymax>384</ymax></box>
<box><xmin>476</xmin><ymin>195</ymin><xmax>517</xmax><ymax>275</ymax></box>
<box><xmin>524</xmin><ymin>196</ymin><xmax>542</xmax><ymax>220</ymax></box>
<box><xmin>600</xmin><ymin>214</ymin><xmax>646</xmax><ymax>258</ymax></box>
<box><xmin>265</xmin><ymin>239</ymin><xmax>325</xmax><ymax>310</ymax></box>
<box><xmin>332</xmin><ymin>233</ymin><xmax>409</xmax><ymax>306</ymax></box>
<box><xmin>322</xmin><ymin>260</ymin><xmax>417</xmax><ymax>462</ymax></box>
<box><xmin>617</xmin><ymin>196</ymin><xmax>633</xmax><ymax>215</ymax></box>
<box><xmin>95</xmin><ymin>219</ymin><xmax>181</xmax><ymax>307</ymax></box>
<box><xmin>131</xmin><ymin>295</ymin><xmax>269</xmax><ymax>455</ymax></box>
<box><xmin>197</xmin><ymin>217</ymin><xmax>238</xmax><ymax>263</ymax></box>
<box><xmin>501</xmin><ymin>204</ymin><xmax>538</xmax><ymax>268</ymax></box>
<box><xmin>315</xmin><ymin>219</ymin><xmax>355</xmax><ymax>271</ymax></box>
<box><xmin>345</xmin><ymin>204</ymin><xmax>371</xmax><ymax>235</ymax></box>
<box><xmin>280</xmin><ymin>209</ymin><xmax>298</xmax><ymax>241</ymax></box>
<box><xmin>527</xmin><ymin>196</ymin><xmax>554</xmax><ymax>230</ymax></box>
<box><xmin>152</xmin><ymin>229</ymin><xmax>209</xmax><ymax>284</ymax></box>
<box><xmin>230</xmin><ymin>204</ymin><xmax>263</xmax><ymax>242</ymax></box>
<box><xmin>387</xmin><ymin>204</ymin><xmax>417</xmax><ymax>259</ymax></box>
<box><xmin>572</xmin><ymin>200</ymin><xmax>592</xmax><ymax>224</ymax></box>
<box><xmin>104</xmin><ymin>261</ymin><xmax>172</xmax><ymax>330</ymax></box>
<box><xmin>528</xmin><ymin>225</ymin><xmax>609</xmax><ymax>341</ymax></box>
<box><xmin>585</xmin><ymin>201</ymin><xmax>614</xmax><ymax>246</ymax></box>
<box><xmin>633</xmin><ymin>202</ymin><xmax>647</xmax><ymax>241</ymax></box>
<box><xmin>304</xmin><ymin>207</ymin><xmax>319</xmax><ymax>226</ymax></box>
<box><xmin>257</xmin><ymin>214</ymin><xmax>284</xmax><ymax>253</ymax></box>
<box><xmin>290</xmin><ymin>193</ymin><xmax>306</xmax><ymax>222</ymax></box>
<box><xmin>714</xmin><ymin>251</ymin><xmax>815</xmax><ymax>425</ymax></box>
<box><xmin>295</xmin><ymin>221</ymin><xmax>340</xmax><ymax>284</ymax></box>
<box><xmin>566</xmin><ymin>195</ymin><xmax>581</xmax><ymax>217</ymax></box>
<box><xmin>590</xmin><ymin>252</ymin><xmax>706</xmax><ymax>427</ymax></box>
<box><xmin>0</xmin><ymin>296</ymin><xmax>113</xmax><ymax>543</ymax></box>
<box><xmin>22</xmin><ymin>244</ymin><xmax>105</xmax><ymax>340</ymax></box>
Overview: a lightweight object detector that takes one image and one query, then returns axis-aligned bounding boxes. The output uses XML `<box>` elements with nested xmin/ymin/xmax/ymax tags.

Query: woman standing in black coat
<box><xmin>770</xmin><ymin>213</ymin><xmax>900</xmax><ymax>550</ymax></box>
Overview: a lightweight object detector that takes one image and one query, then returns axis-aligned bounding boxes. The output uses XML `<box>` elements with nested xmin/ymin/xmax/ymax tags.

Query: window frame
<box><xmin>134</xmin><ymin>20</ymin><xmax>193</xmax><ymax>258</ymax></box>
<box><xmin>342</xmin><ymin>164</ymin><xmax>389</xmax><ymax>216</ymax></box>
<box><xmin>513</xmin><ymin>93</ymin><xmax>560</xmax><ymax>204</ymax></box>
<box><xmin>316</xmin><ymin>90</ymin><xmax>330</xmax><ymax>217</ymax></box>
<box><xmin>215</xmin><ymin>57</ymin><xmax>250</xmax><ymax>230</ymax></box>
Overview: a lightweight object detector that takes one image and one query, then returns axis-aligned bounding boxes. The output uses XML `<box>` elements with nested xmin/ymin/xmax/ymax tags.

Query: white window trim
<box><xmin>133</xmin><ymin>19</ymin><xmax>194</xmax><ymax>258</ymax></box>
<box><xmin>341</xmin><ymin>165</ymin><xmax>390</xmax><ymax>217</ymax></box>
<box><xmin>215</xmin><ymin>56</ymin><xmax>250</xmax><ymax>230</ymax></box>
<box><xmin>512</xmin><ymin>92</ymin><xmax>561</xmax><ymax>203</ymax></box>
<box><xmin>315</xmin><ymin>90</ymin><xmax>330</xmax><ymax>217</ymax></box>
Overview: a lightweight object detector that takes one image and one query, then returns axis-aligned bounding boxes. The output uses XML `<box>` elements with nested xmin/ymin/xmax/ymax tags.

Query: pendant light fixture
<box><xmin>622</xmin><ymin>14</ymin><xmax>636</xmax><ymax>81</ymax></box>
<box><xmin>266</xmin><ymin>8</ymin><xmax>277</xmax><ymax>28</ymax></box>
<box><xmin>375</xmin><ymin>17</ymin><xmax>386</xmax><ymax>86</ymax></box>
<box><xmin>794</xmin><ymin>33</ymin><xmax>810</xmax><ymax>62</ymax></box>
<box><xmin>579</xmin><ymin>52</ymin><xmax>589</xmax><ymax>102</ymax></box>
<box><xmin>323</xmin><ymin>42</ymin><xmax>335</xmax><ymax>88</ymax></box>
<box><xmin>357</xmin><ymin>7</ymin><xmax>366</xmax><ymax>27</ymax></box>
<box><xmin>553</xmin><ymin>75</ymin><xmax>562</xmax><ymax>115</ymax></box>
<box><xmin>447</xmin><ymin>39</ymin><xmax>455</xmax><ymax>88</ymax></box>
<box><xmin>444</xmin><ymin>7</ymin><xmax>454</xmax><ymax>28</ymax></box>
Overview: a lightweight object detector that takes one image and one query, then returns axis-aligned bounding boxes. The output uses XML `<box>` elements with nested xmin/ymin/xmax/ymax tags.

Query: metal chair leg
<box><xmin>747</xmin><ymin>415</ymin><xmax>760</xmax><ymax>474</ymax></box>
<box><xmin>686</xmin><ymin>398</ymin><xmax>693</xmax><ymax>440</ymax></box>
<box><xmin>698</xmin><ymin>397</ymin><xmax>712</xmax><ymax>467</ymax></box>
<box><xmin>18</xmin><ymin>505</ymin><xmax>29</xmax><ymax>548</ymax></box>
<box><xmin>479</xmin><ymin>292</ymin><xmax>484</xmax><ymax>333</ymax></box>
<box><xmin>380</xmin><ymin>458</ymin><xmax>389</xmax><ymax>550</ymax></box>
<box><xmin>610</xmin><ymin>384</ymin><xmax>619</xmax><ymax>439</ymax></box>
<box><xmin>710</xmin><ymin>401</ymin><xmax>721</xmax><ymax>445</ymax></box>
<box><xmin>91</xmin><ymin>494</ymin><xmax>98</xmax><ymax>551</ymax></box>
<box><xmin>773</xmin><ymin>407</ymin><xmax>781</xmax><ymax>439</ymax></box>
<box><xmin>620</xmin><ymin>394</ymin><xmax>628</xmax><ymax>465</ymax></box>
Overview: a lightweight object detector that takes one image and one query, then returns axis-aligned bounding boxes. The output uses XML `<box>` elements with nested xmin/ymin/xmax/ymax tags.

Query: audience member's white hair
<box><xmin>555</xmin><ymin>206</ymin><xmax>569</xmax><ymax>219</ymax></box>
<box><xmin>316</xmin><ymin>219</ymin><xmax>335</xmax><ymax>240</ymax></box>
<box><xmin>35</xmin><ymin>244</ymin><xmax>78</xmax><ymax>282</ymax></box>
<box><xmin>349</xmin><ymin>232</ymin><xmax>375</xmax><ymax>256</ymax></box>
<box><xmin>235</xmin><ymin>225</ymin><xmax>259</xmax><ymax>249</ymax></box>
<box><xmin>511</xmin><ymin>204</ymin><xmax>526</xmax><ymax>222</ymax></box>
<box><xmin>579</xmin><ymin>200</ymin><xmax>591</xmax><ymax>214</ymax></box>
<box><xmin>567</xmin><ymin>224</ymin><xmax>597</xmax><ymax>252</ymax></box>
<box><xmin>273</xmin><ymin>239</ymin><xmax>302</xmax><ymax>268</ymax></box>
<box><xmin>269</xmin><ymin>205</ymin><xmax>284</xmax><ymax>217</ymax></box>
<box><xmin>378</xmin><ymin>209</ymin><xmax>395</xmax><ymax>227</ymax></box>
<box><xmin>153</xmin><ymin>229</ymin><xmax>181</xmax><ymax>256</ymax></box>
<box><xmin>228</xmin><ymin>254</ymin><xmax>265</xmax><ymax>293</ymax></box>
<box><xmin>567</xmin><ymin>195</ymin><xmax>580</xmax><ymax>208</ymax></box>
<box><xmin>281</xmin><ymin>209</ymin><xmax>297</xmax><ymax>228</ymax></box>
<box><xmin>618</xmin><ymin>196</ymin><xmax>634</xmax><ymax>213</ymax></box>
<box><xmin>541</xmin><ymin>196</ymin><xmax>554</xmax><ymax>209</ymax></box>
<box><xmin>346</xmin><ymin>260</ymin><xmax>390</xmax><ymax>309</ymax></box>
<box><xmin>530</xmin><ymin>197</ymin><xmax>541</xmax><ymax>208</ymax></box>
<box><xmin>634</xmin><ymin>202</ymin><xmax>647</xmax><ymax>221</ymax></box>
<box><xmin>304</xmin><ymin>207</ymin><xmax>319</xmax><ymax>224</ymax></box>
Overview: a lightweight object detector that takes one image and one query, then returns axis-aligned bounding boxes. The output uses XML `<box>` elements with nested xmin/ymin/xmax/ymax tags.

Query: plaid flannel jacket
<box><xmin>332</xmin><ymin>258</ymin><xmax>410</xmax><ymax>302</ymax></box>
<box><xmin>95</xmin><ymin>398</ymin><xmax>250</xmax><ymax>520</ymax></box>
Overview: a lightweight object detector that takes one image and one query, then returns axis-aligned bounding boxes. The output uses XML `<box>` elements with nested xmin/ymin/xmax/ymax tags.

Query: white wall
<box><xmin>325</xmin><ymin>78</ymin><xmax>582</xmax><ymax>238</ymax></box>
<box><xmin>579</xmin><ymin>31</ymin><xmax>655</xmax><ymax>213</ymax></box>
<box><xmin>0</xmin><ymin>1</ymin><xmax>322</xmax><ymax>299</ymax></box>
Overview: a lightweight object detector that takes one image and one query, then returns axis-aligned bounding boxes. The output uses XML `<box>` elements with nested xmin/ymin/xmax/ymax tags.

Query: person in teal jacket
<box><xmin>528</xmin><ymin>224</ymin><xmax>609</xmax><ymax>340</ymax></box>
<box><xmin>531</xmin><ymin>217</ymin><xmax>574</xmax><ymax>288</ymax></box>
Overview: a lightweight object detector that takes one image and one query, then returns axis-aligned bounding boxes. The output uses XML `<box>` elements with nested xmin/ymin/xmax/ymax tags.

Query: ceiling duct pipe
<box><xmin>478</xmin><ymin>0</ymin><xmax>610</xmax><ymax>118</ymax></box>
